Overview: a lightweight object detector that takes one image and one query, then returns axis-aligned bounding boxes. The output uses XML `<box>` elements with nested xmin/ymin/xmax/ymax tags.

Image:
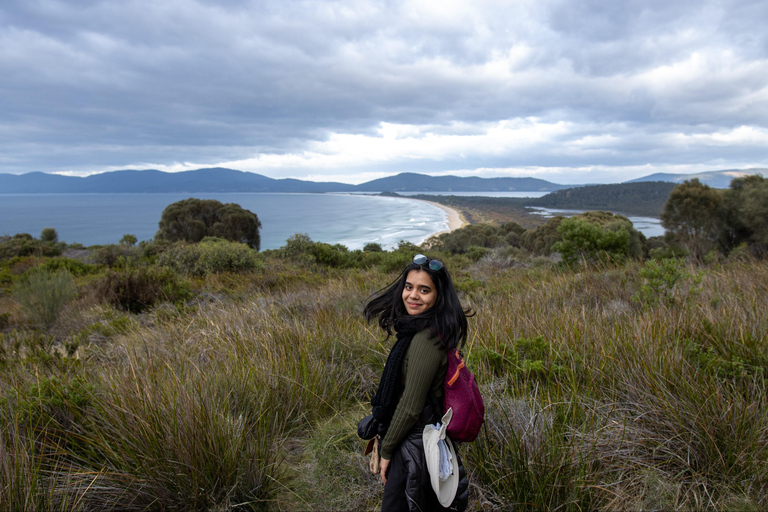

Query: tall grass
<box><xmin>74</xmin><ymin>362</ymin><xmax>286</xmax><ymax>510</ymax></box>
<box><xmin>460</xmin><ymin>259</ymin><xmax>768</xmax><ymax>511</ymax></box>
<box><xmin>1</xmin><ymin>401</ymin><xmax>94</xmax><ymax>511</ymax></box>
<box><xmin>1</xmin><ymin>258</ymin><xmax>767</xmax><ymax>510</ymax></box>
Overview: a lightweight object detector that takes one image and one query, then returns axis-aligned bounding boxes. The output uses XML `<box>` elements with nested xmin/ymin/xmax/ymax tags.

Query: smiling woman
<box><xmin>361</xmin><ymin>253</ymin><xmax>473</xmax><ymax>511</ymax></box>
<box><xmin>402</xmin><ymin>268</ymin><xmax>437</xmax><ymax>315</ymax></box>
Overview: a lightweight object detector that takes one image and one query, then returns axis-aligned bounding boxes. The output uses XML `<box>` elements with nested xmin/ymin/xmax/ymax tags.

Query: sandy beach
<box><xmin>414</xmin><ymin>198</ymin><xmax>468</xmax><ymax>238</ymax></box>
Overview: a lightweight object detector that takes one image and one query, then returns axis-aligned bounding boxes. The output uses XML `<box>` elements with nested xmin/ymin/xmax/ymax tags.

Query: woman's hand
<box><xmin>380</xmin><ymin>458</ymin><xmax>390</xmax><ymax>484</ymax></box>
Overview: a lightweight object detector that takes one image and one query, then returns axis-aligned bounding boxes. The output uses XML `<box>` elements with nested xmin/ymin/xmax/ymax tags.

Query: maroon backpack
<box><xmin>443</xmin><ymin>348</ymin><xmax>485</xmax><ymax>442</ymax></box>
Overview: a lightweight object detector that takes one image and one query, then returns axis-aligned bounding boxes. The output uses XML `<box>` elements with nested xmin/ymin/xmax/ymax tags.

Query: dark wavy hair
<box><xmin>363</xmin><ymin>256</ymin><xmax>473</xmax><ymax>350</ymax></box>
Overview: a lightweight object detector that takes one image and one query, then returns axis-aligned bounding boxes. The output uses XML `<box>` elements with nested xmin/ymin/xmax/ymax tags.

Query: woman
<box><xmin>364</xmin><ymin>254</ymin><xmax>471</xmax><ymax>511</ymax></box>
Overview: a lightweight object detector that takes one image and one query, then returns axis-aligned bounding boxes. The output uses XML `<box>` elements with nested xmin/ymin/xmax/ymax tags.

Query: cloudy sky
<box><xmin>2</xmin><ymin>0</ymin><xmax>767</xmax><ymax>184</ymax></box>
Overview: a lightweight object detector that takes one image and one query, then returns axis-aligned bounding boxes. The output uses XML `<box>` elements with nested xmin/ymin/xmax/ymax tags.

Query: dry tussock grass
<box><xmin>2</xmin><ymin>259</ymin><xmax>767</xmax><ymax>510</ymax></box>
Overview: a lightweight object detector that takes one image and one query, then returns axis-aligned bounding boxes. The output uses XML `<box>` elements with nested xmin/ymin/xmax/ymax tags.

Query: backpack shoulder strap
<box><xmin>428</xmin><ymin>389</ymin><xmax>443</xmax><ymax>424</ymax></box>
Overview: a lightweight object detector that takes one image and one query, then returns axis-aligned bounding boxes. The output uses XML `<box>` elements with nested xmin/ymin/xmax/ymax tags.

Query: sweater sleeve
<box><xmin>380</xmin><ymin>330</ymin><xmax>444</xmax><ymax>460</ymax></box>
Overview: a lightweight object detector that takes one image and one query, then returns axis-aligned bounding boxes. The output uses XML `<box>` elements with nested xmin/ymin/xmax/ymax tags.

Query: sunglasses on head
<box><xmin>413</xmin><ymin>254</ymin><xmax>444</xmax><ymax>271</ymax></box>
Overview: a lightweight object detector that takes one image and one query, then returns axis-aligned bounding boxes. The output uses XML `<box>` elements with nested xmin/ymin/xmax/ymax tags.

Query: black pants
<box><xmin>381</xmin><ymin>442</ymin><xmax>412</xmax><ymax>511</ymax></box>
<box><xmin>381</xmin><ymin>431</ymin><xmax>441</xmax><ymax>512</ymax></box>
<box><xmin>380</xmin><ymin>435</ymin><xmax>467</xmax><ymax>512</ymax></box>
<box><xmin>380</xmin><ymin>405</ymin><xmax>467</xmax><ymax>512</ymax></box>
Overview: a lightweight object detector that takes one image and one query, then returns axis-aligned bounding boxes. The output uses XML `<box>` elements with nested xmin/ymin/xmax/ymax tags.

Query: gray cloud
<box><xmin>1</xmin><ymin>0</ymin><xmax>767</xmax><ymax>182</ymax></box>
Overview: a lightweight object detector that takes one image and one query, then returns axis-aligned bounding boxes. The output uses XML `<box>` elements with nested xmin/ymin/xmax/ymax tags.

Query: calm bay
<box><xmin>0</xmin><ymin>193</ymin><xmax>450</xmax><ymax>250</ymax></box>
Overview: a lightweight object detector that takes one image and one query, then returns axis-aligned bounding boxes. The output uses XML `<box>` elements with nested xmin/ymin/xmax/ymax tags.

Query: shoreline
<box><xmin>413</xmin><ymin>198</ymin><xmax>468</xmax><ymax>239</ymax></box>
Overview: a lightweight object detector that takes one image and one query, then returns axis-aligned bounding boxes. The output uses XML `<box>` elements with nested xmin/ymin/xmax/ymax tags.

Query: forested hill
<box><xmin>528</xmin><ymin>181</ymin><xmax>677</xmax><ymax>218</ymax></box>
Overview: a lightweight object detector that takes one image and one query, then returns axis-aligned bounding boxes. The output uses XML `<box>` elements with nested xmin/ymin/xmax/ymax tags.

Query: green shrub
<box><xmin>363</xmin><ymin>242</ymin><xmax>383</xmax><ymax>252</ymax></box>
<box><xmin>282</xmin><ymin>233</ymin><xmax>316</xmax><ymax>264</ymax></box>
<box><xmin>0</xmin><ymin>233</ymin><xmax>62</xmax><ymax>259</ymax></box>
<box><xmin>552</xmin><ymin>217</ymin><xmax>630</xmax><ymax>266</ymax></box>
<box><xmin>648</xmin><ymin>245</ymin><xmax>687</xmax><ymax>260</ymax></box>
<box><xmin>727</xmin><ymin>242</ymin><xmax>755</xmax><ymax>262</ymax></box>
<box><xmin>684</xmin><ymin>342</ymin><xmax>754</xmax><ymax>379</ymax></box>
<box><xmin>194</xmin><ymin>238</ymin><xmax>261</xmax><ymax>274</ymax></box>
<box><xmin>683</xmin><ymin>338</ymin><xmax>766</xmax><ymax>380</ymax></box>
<box><xmin>156</xmin><ymin>243</ymin><xmax>200</xmax><ymax>273</ymax></box>
<box><xmin>508</xmin><ymin>335</ymin><xmax>568</xmax><ymax>382</ymax></box>
<box><xmin>159</xmin><ymin>238</ymin><xmax>261</xmax><ymax>275</ymax></box>
<box><xmin>15</xmin><ymin>375</ymin><xmax>93</xmax><ymax>425</ymax></box>
<box><xmin>632</xmin><ymin>258</ymin><xmax>702</xmax><ymax>306</ymax></box>
<box><xmin>119</xmin><ymin>234</ymin><xmax>137</xmax><ymax>247</ymax></box>
<box><xmin>377</xmin><ymin>251</ymin><xmax>416</xmax><ymax>273</ymax></box>
<box><xmin>0</xmin><ymin>263</ymin><xmax>14</xmax><ymax>289</ymax></box>
<box><xmin>429</xmin><ymin>222</ymin><xmax>526</xmax><ymax>254</ymax></box>
<box><xmin>521</xmin><ymin>216</ymin><xmax>565</xmax><ymax>255</ymax></box>
<box><xmin>311</xmin><ymin>242</ymin><xmax>352</xmax><ymax>267</ymax></box>
<box><xmin>393</xmin><ymin>240</ymin><xmax>420</xmax><ymax>254</ymax></box>
<box><xmin>469</xmin><ymin>346</ymin><xmax>513</xmax><ymax>377</ymax></box>
<box><xmin>42</xmin><ymin>257</ymin><xmax>98</xmax><ymax>276</ymax></box>
<box><xmin>39</xmin><ymin>227</ymin><xmax>58</xmax><ymax>243</ymax></box>
<box><xmin>280</xmin><ymin>235</ymin><xmax>364</xmax><ymax>268</ymax></box>
<box><xmin>515</xmin><ymin>335</ymin><xmax>549</xmax><ymax>361</ymax></box>
<box><xmin>75</xmin><ymin>314</ymin><xmax>136</xmax><ymax>344</ymax></box>
<box><xmin>90</xmin><ymin>244</ymin><xmax>136</xmax><ymax>268</ymax></box>
<box><xmin>139</xmin><ymin>238</ymin><xmax>171</xmax><ymax>260</ymax></box>
<box><xmin>465</xmin><ymin>245</ymin><xmax>489</xmax><ymax>262</ymax></box>
<box><xmin>0</xmin><ymin>312</ymin><xmax>10</xmax><ymax>331</ymax></box>
<box><xmin>95</xmin><ymin>267</ymin><xmax>193</xmax><ymax>313</ymax></box>
<box><xmin>13</xmin><ymin>268</ymin><xmax>77</xmax><ymax>330</ymax></box>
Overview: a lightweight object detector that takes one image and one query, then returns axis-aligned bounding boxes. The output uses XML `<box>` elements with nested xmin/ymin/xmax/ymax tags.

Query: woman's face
<box><xmin>402</xmin><ymin>269</ymin><xmax>437</xmax><ymax>315</ymax></box>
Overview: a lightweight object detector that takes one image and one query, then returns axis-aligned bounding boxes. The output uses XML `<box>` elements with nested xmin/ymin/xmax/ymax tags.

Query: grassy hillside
<box><xmin>1</xmin><ymin>244</ymin><xmax>767</xmax><ymax>510</ymax></box>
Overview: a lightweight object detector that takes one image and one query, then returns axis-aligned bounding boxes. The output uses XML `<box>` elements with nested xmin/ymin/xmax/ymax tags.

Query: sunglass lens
<box><xmin>413</xmin><ymin>254</ymin><xmax>443</xmax><ymax>270</ymax></box>
<box><xmin>429</xmin><ymin>260</ymin><xmax>443</xmax><ymax>271</ymax></box>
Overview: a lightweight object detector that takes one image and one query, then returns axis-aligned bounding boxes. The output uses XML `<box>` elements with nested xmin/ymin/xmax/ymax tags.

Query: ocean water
<box><xmin>0</xmin><ymin>193</ymin><xmax>449</xmax><ymax>250</ymax></box>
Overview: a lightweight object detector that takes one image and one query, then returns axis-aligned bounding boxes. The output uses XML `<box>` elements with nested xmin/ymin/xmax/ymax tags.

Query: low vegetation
<box><xmin>1</xmin><ymin>186</ymin><xmax>767</xmax><ymax>510</ymax></box>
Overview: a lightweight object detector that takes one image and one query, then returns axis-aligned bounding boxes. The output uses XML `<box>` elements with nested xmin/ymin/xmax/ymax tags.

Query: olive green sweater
<box><xmin>380</xmin><ymin>329</ymin><xmax>448</xmax><ymax>460</ymax></box>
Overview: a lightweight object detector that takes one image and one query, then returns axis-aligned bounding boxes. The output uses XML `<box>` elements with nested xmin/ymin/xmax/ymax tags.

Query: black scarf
<box><xmin>370</xmin><ymin>324</ymin><xmax>418</xmax><ymax>435</ymax></box>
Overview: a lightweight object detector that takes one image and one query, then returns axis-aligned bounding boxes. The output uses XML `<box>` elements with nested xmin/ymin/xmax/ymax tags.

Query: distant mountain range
<box><xmin>0</xmin><ymin>168</ymin><xmax>568</xmax><ymax>194</ymax></box>
<box><xmin>626</xmin><ymin>168</ymin><xmax>767</xmax><ymax>189</ymax></box>
<box><xmin>0</xmin><ymin>167</ymin><xmax>764</xmax><ymax>194</ymax></box>
<box><xmin>0</xmin><ymin>168</ymin><xmax>353</xmax><ymax>194</ymax></box>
